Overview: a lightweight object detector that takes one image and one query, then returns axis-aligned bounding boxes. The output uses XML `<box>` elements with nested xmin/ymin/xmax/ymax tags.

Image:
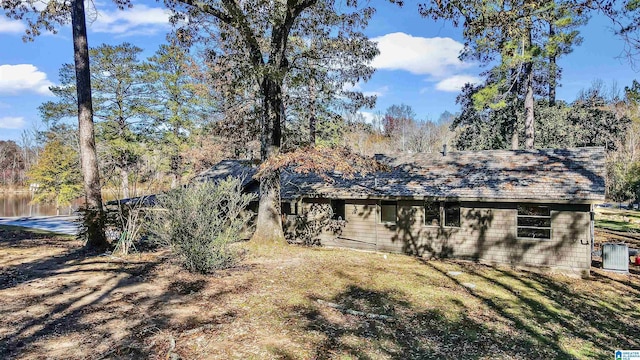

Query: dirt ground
<box><xmin>1</xmin><ymin>226</ymin><xmax>640</xmax><ymax>360</ymax></box>
<box><xmin>596</xmin><ymin>228</ymin><xmax>640</xmax><ymax>249</ymax></box>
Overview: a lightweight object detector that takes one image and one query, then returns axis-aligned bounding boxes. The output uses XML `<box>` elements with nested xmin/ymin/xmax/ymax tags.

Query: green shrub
<box><xmin>148</xmin><ymin>177</ymin><xmax>256</xmax><ymax>273</ymax></box>
<box><xmin>106</xmin><ymin>199</ymin><xmax>148</xmax><ymax>255</ymax></box>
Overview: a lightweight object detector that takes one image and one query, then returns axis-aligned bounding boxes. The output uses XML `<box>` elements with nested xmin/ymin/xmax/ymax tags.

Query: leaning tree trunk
<box><xmin>251</xmin><ymin>77</ymin><xmax>286</xmax><ymax>244</ymax></box>
<box><xmin>524</xmin><ymin>24</ymin><xmax>535</xmax><ymax>149</ymax></box>
<box><xmin>71</xmin><ymin>0</ymin><xmax>107</xmax><ymax>250</ymax></box>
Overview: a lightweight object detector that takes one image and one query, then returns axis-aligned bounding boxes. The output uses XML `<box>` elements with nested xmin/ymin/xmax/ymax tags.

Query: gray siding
<box><xmin>297</xmin><ymin>199</ymin><xmax>592</xmax><ymax>271</ymax></box>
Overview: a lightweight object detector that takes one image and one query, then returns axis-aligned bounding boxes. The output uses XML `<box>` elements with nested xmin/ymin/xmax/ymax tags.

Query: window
<box><xmin>423</xmin><ymin>201</ymin><xmax>460</xmax><ymax>227</ymax></box>
<box><xmin>424</xmin><ymin>202</ymin><xmax>440</xmax><ymax>226</ymax></box>
<box><xmin>380</xmin><ymin>201</ymin><xmax>397</xmax><ymax>223</ymax></box>
<box><xmin>281</xmin><ymin>202</ymin><xmax>296</xmax><ymax>215</ymax></box>
<box><xmin>444</xmin><ymin>202</ymin><xmax>461</xmax><ymax>227</ymax></box>
<box><xmin>517</xmin><ymin>205</ymin><xmax>551</xmax><ymax>239</ymax></box>
<box><xmin>331</xmin><ymin>199</ymin><xmax>346</xmax><ymax>220</ymax></box>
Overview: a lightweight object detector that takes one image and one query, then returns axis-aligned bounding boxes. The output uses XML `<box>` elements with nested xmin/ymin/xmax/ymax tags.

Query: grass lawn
<box><xmin>595</xmin><ymin>208</ymin><xmax>640</xmax><ymax>232</ymax></box>
<box><xmin>595</xmin><ymin>219</ymin><xmax>640</xmax><ymax>232</ymax></box>
<box><xmin>1</xmin><ymin>225</ymin><xmax>639</xmax><ymax>359</ymax></box>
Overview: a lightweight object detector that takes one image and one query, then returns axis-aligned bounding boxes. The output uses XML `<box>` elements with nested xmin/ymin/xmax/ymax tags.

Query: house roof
<box><xmin>192</xmin><ymin>159</ymin><xmax>259</xmax><ymax>189</ymax></box>
<box><xmin>196</xmin><ymin>147</ymin><xmax>606</xmax><ymax>203</ymax></box>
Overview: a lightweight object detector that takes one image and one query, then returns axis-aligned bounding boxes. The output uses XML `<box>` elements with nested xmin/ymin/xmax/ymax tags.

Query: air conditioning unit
<box><xmin>602</xmin><ymin>243</ymin><xmax>629</xmax><ymax>273</ymax></box>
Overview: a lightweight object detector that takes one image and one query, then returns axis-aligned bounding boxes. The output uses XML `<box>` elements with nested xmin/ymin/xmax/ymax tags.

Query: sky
<box><xmin>0</xmin><ymin>0</ymin><xmax>638</xmax><ymax>142</ymax></box>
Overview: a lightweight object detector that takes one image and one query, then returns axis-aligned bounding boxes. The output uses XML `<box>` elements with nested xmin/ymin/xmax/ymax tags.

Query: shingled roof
<box><xmin>192</xmin><ymin>159</ymin><xmax>258</xmax><ymax>188</ymax></box>
<box><xmin>196</xmin><ymin>147</ymin><xmax>606</xmax><ymax>203</ymax></box>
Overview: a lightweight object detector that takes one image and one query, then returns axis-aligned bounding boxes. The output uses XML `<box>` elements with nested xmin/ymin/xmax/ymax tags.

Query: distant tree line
<box><xmin>0</xmin><ymin>134</ymin><xmax>39</xmax><ymax>188</ymax></box>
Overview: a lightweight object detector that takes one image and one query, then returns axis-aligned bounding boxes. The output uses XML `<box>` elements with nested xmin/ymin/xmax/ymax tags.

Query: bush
<box><xmin>284</xmin><ymin>203</ymin><xmax>345</xmax><ymax>246</ymax></box>
<box><xmin>148</xmin><ymin>177</ymin><xmax>256</xmax><ymax>273</ymax></box>
<box><xmin>106</xmin><ymin>199</ymin><xmax>148</xmax><ymax>255</ymax></box>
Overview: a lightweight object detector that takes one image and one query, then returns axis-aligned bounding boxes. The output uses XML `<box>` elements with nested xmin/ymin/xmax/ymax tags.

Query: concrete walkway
<box><xmin>0</xmin><ymin>215</ymin><xmax>81</xmax><ymax>236</ymax></box>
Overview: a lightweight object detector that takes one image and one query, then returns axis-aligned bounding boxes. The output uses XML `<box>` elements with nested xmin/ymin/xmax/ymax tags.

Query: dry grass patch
<box><xmin>0</xmin><ymin>227</ymin><xmax>639</xmax><ymax>359</ymax></box>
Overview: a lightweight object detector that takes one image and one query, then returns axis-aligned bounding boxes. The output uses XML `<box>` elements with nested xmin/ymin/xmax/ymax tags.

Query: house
<box><xmin>196</xmin><ymin>147</ymin><xmax>606</xmax><ymax>273</ymax></box>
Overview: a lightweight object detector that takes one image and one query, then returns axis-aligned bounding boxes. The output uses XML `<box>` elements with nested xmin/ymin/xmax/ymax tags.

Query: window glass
<box><xmin>517</xmin><ymin>228</ymin><xmax>551</xmax><ymax>239</ymax></box>
<box><xmin>517</xmin><ymin>205</ymin><xmax>550</xmax><ymax>217</ymax></box>
<box><xmin>331</xmin><ymin>200</ymin><xmax>346</xmax><ymax>220</ymax></box>
<box><xmin>380</xmin><ymin>201</ymin><xmax>397</xmax><ymax>223</ymax></box>
<box><xmin>444</xmin><ymin>202</ymin><xmax>461</xmax><ymax>227</ymax></box>
<box><xmin>281</xmin><ymin>202</ymin><xmax>294</xmax><ymax>215</ymax></box>
<box><xmin>517</xmin><ymin>205</ymin><xmax>551</xmax><ymax>240</ymax></box>
<box><xmin>424</xmin><ymin>202</ymin><xmax>440</xmax><ymax>226</ymax></box>
<box><xmin>517</xmin><ymin>217</ymin><xmax>551</xmax><ymax>227</ymax></box>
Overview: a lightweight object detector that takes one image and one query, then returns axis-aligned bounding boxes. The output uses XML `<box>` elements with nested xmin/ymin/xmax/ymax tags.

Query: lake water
<box><xmin>0</xmin><ymin>193</ymin><xmax>78</xmax><ymax>217</ymax></box>
<box><xmin>0</xmin><ymin>191</ymin><xmax>155</xmax><ymax>217</ymax></box>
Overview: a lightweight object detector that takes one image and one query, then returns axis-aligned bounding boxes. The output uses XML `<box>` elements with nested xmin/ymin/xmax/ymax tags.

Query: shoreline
<box><xmin>0</xmin><ymin>215</ymin><xmax>80</xmax><ymax>235</ymax></box>
<box><xmin>0</xmin><ymin>189</ymin><xmax>30</xmax><ymax>194</ymax></box>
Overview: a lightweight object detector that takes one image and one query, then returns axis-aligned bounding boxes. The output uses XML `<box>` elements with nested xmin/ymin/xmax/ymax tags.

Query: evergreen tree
<box><xmin>41</xmin><ymin>43</ymin><xmax>152</xmax><ymax>199</ymax></box>
<box><xmin>420</xmin><ymin>0</ymin><xmax>586</xmax><ymax>149</ymax></box>
<box><xmin>146</xmin><ymin>43</ymin><xmax>205</xmax><ymax>188</ymax></box>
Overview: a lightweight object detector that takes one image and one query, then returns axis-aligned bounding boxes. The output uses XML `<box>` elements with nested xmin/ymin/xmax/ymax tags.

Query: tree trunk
<box><xmin>252</xmin><ymin>77</ymin><xmax>285</xmax><ymax>244</ymax></box>
<box><xmin>524</xmin><ymin>63</ymin><xmax>535</xmax><ymax>148</ymax></box>
<box><xmin>548</xmin><ymin>54</ymin><xmax>556</xmax><ymax>106</ymax></box>
<box><xmin>511</xmin><ymin>121</ymin><xmax>519</xmax><ymax>150</ymax></box>
<box><xmin>254</xmin><ymin>170</ymin><xmax>283</xmax><ymax>242</ymax></box>
<box><xmin>71</xmin><ymin>0</ymin><xmax>107</xmax><ymax>250</ymax></box>
<box><xmin>171</xmin><ymin>173</ymin><xmax>179</xmax><ymax>189</ymax></box>
<box><xmin>309</xmin><ymin>115</ymin><xmax>316</xmax><ymax>145</ymax></box>
<box><xmin>120</xmin><ymin>167</ymin><xmax>130</xmax><ymax>199</ymax></box>
<box><xmin>524</xmin><ymin>25</ymin><xmax>535</xmax><ymax>149</ymax></box>
<box><xmin>549</xmin><ymin>23</ymin><xmax>557</xmax><ymax>106</ymax></box>
<box><xmin>170</xmin><ymin>134</ymin><xmax>181</xmax><ymax>189</ymax></box>
<box><xmin>402</xmin><ymin>120</ymin><xmax>406</xmax><ymax>152</ymax></box>
<box><xmin>509</xmin><ymin>69</ymin><xmax>519</xmax><ymax>150</ymax></box>
<box><xmin>309</xmin><ymin>78</ymin><xmax>316</xmax><ymax>146</ymax></box>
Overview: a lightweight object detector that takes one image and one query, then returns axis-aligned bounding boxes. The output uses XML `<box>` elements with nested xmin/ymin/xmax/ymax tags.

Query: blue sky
<box><xmin>0</xmin><ymin>0</ymin><xmax>637</xmax><ymax>141</ymax></box>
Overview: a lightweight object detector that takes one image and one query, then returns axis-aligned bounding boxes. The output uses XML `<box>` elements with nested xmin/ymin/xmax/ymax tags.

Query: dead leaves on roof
<box><xmin>255</xmin><ymin>146</ymin><xmax>388</xmax><ymax>181</ymax></box>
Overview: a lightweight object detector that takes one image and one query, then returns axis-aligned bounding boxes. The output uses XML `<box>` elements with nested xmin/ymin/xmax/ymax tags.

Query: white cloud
<box><xmin>343</xmin><ymin>82</ymin><xmax>389</xmax><ymax>98</ymax></box>
<box><xmin>0</xmin><ymin>17</ymin><xmax>26</xmax><ymax>34</ymax></box>
<box><xmin>358</xmin><ymin>111</ymin><xmax>375</xmax><ymax>124</ymax></box>
<box><xmin>435</xmin><ymin>74</ymin><xmax>482</xmax><ymax>92</ymax></box>
<box><xmin>91</xmin><ymin>4</ymin><xmax>171</xmax><ymax>35</ymax></box>
<box><xmin>371</xmin><ymin>32</ymin><xmax>469</xmax><ymax>76</ymax></box>
<box><xmin>343</xmin><ymin>82</ymin><xmax>361</xmax><ymax>92</ymax></box>
<box><xmin>0</xmin><ymin>116</ymin><xmax>26</xmax><ymax>130</ymax></box>
<box><xmin>363</xmin><ymin>86</ymin><xmax>389</xmax><ymax>98</ymax></box>
<box><xmin>0</xmin><ymin>64</ymin><xmax>53</xmax><ymax>95</ymax></box>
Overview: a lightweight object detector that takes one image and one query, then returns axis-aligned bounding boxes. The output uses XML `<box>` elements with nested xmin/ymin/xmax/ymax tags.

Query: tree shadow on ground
<box><xmin>0</xmin><ymin>235</ymin><xmax>247</xmax><ymax>359</ymax></box>
<box><xmin>0</xmin><ymin>226</ymin><xmax>76</xmax><ymax>248</ymax></box>
<box><xmin>284</xmin><ymin>283</ymin><xmax>567</xmax><ymax>359</ymax></box>
<box><xmin>269</xmin><ymin>256</ymin><xmax>640</xmax><ymax>360</ymax></box>
<box><xmin>421</xmin><ymin>260</ymin><xmax>640</xmax><ymax>358</ymax></box>
<box><xmin>0</xmin><ymin>241</ymin><xmax>162</xmax><ymax>357</ymax></box>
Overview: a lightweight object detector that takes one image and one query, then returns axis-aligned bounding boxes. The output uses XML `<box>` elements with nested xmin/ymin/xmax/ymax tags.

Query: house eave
<box><xmin>283</xmin><ymin>193</ymin><xmax>604</xmax><ymax>205</ymax></box>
